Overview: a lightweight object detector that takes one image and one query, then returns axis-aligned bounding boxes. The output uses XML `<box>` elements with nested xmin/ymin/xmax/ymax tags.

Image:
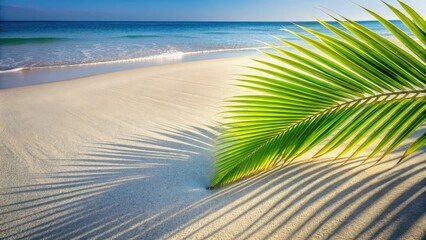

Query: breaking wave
<box><xmin>0</xmin><ymin>46</ymin><xmax>270</xmax><ymax>73</ymax></box>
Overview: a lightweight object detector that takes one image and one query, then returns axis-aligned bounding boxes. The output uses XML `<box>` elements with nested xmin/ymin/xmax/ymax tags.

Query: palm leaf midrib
<box><xmin>216</xmin><ymin>89</ymin><xmax>425</xmax><ymax>183</ymax></box>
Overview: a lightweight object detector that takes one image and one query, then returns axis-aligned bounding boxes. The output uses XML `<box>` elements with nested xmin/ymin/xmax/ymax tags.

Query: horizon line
<box><xmin>1</xmin><ymin>19</ymin><xmax>399</xmax><ymax>23</ymax></box>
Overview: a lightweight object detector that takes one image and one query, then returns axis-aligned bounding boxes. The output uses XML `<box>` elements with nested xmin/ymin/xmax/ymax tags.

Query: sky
<box><xmin>0</xmin><ymin>0</ymin><xmax>425</xmax><ymax>21</ymax></box>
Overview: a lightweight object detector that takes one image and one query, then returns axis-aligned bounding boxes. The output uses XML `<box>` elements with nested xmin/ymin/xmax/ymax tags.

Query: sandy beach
<box><xmin>0</xmin><ymin>57</ymin><xmax>425</xmax><ymax>239</ymax></box>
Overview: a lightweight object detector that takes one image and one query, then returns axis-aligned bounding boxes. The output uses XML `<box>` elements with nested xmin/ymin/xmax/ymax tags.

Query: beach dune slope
<box><xmin>0</xmin><ymin>57</ymin><xmax>425</xmax><ymax>239</ymax></box>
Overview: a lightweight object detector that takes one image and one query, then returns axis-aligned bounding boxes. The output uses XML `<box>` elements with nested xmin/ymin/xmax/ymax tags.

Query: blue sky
<box><xmin>1</xmin><ymin>0</ymin><xmax>425</xmax><ymax>21</ymax></box>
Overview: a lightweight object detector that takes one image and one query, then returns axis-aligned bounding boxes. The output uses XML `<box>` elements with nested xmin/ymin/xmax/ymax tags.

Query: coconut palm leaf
<box><xmin>211</xmin><ymin>1</ymin><xmax>426</xmax><ymax>188</ymax></box>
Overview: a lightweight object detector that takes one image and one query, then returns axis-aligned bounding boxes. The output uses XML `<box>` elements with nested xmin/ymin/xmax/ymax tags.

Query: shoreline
<box><xmin>0</xmin><ymin>56</ymin><xmax>425</xmax><ymax>239</ymax></box>
<box><xmin>0</xmin><ymin>48</ymin><xmax>264</xmax><ymax>89</ymax></box>
<box><xmin>0</xmin><ymin>46</ymin><xmax>270</xmax><ymax>73</ymax></box>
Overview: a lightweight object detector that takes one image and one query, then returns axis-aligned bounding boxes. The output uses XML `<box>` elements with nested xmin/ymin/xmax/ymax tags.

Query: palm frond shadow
<box><xmin>0</xmin><ymin>125</ymin><xmax>424</xmax><ymax>239</ymax></box>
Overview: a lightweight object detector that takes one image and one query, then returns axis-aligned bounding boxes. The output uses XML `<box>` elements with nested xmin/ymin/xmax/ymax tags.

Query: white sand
<box><xmin>0</xmin><ymin>57</ymin><xmax>425</xmax><ymax>239</ymax></box>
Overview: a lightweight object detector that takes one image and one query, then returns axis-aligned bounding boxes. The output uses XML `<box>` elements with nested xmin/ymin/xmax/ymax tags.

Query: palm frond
<box><xmin>211</xmin><ymin>1</ymin><xmax>426</xmax><ymax>188</ymax></box>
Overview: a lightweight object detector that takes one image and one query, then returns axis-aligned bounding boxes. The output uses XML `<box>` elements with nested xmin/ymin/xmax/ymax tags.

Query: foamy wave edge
<box><xmin>0</xmin><ymin>67</ymin><xmax>25</xmax><ymax>73</ymax></box>
<box><xmin>0</xmin><ymin>46</ymin><xmax>271</xmax><ymax>73</ymax></box>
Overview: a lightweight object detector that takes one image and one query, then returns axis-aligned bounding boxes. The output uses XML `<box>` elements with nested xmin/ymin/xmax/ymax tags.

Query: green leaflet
<box><xmin>363</xmin><ymin>7</ymin><xmax>426</xmax><ymax>62</ymax></box>
<box><xmin>347</xmin><ymin>98</ymin><xmax>413</xmax><ymax>161</ymax></box>
<box><xmin>336</xmin><ymin>98</ymin><xmax>407</xmax><ymax>160</ymax></box>
<box><xmin>399</xmin><ymin>132</ymin><xmax>426</xmax><ymax>163</ymax></box>
<box><xmin>211</xmin><ymin>1</ymin><xmax>426</xmax><ymax>188</ymax></box>
<box><xmin>375</xmin><ymin>98</ymin><xmax>426</xmax><ymax>161</ymax></box>
<box><xmin>316</xmin><ymin>19</ymin><xmax>419</xmax><ymax>90</ymax></box>
<box><xmin>336</xmin><ymin>19</ymin><xmax>426</xmax><ymax>85</ymax></box>
<box><xmin>398</xmin><ymin>1</ymin><xmax>426</xmax><ymax>33</ymax></box>
<box><xmin>384</xmin><ymin>2</ymin><xmax>426</xmax><ymax>46</ymax></box>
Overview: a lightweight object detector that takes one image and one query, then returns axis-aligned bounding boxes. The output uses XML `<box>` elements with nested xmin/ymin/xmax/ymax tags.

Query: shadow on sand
<box><xmin>1</xmin><ymin>125</ymin><xmax>425</xmax><ymax>239</ymax></box>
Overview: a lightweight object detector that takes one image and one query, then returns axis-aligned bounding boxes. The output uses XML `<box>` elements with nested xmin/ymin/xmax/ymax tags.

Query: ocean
<box><xmin>0</xmin><ymin>21</ymin><xmax>408</xmax><ymax>88</ymax></box>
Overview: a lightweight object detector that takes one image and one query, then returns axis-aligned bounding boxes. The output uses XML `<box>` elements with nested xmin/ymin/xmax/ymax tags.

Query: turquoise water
<box><xmin>0</xmin><ymin>21</ymin><xmax>407</xmax><ymax>88</ymax></box>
